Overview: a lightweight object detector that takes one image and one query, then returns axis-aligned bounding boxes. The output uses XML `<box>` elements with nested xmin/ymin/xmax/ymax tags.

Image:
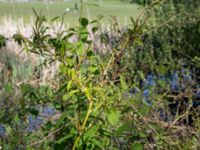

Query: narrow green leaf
<box><xmin>67</xmin><ymin>80</ymin><xmax>72</xmax><ymax>91</ymax></box>
<box><xmin>90</xmin><ymin>139</ymin><xmax>104</xmax><ymax>149</ymax></box>
<box><xmin>56</xmin><ymin>135</ymin><xmax>73</xmax><ymax>144</ymax></box>
<box><xmin>55</xmin><ymin>111</ymin><xmax>69</xmax><ymax>128</ymax></box>
<box><xmin>85</xmin><ymin>88</ymin><xmax>92</xmax><ymax>100</ymax></box>
<box><xmin>116</xmin><ymin>122</ymin><xmax>129</xmax><ymax>136</ymax></box>
<box><xmin>120</xmin><ymin>75</ymin><xmax>128</xmax><ymax>90</ymax></box>
<box><xmin>138</xmin><ymin>104</ymin><xmax>150</xmax><ymax>116</ymax></box>
<box><xmin>62</xmin><ymin>90</ymin><xmax>79</xmax><ymax>101</ymax></box>
<box><xmin>51</xmin><ymin>16</ymin><xmax>60</xmax><ymax>22</ymax></box>
<box><xmin>62</xmin><ymin>93</ymin><xmax>72</xmax><ymax>101</ymax></box>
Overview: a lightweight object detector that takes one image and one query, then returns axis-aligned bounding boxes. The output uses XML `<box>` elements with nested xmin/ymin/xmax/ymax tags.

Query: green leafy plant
<box><xmin>0</xmin><ymin>0</ymin><xmax>199</xmax><ymax>149</ymax></box>
<box><xmin>6</xmin><ymin>1</ymin><xmax>161</xmax><ymax>149</ymax></box>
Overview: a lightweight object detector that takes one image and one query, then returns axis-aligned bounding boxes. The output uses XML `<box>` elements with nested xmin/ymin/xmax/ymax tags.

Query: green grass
<box><xmin>0</xmin><ymin>1</ymin><xmax>142</xmax><ymax>26</ymax></box>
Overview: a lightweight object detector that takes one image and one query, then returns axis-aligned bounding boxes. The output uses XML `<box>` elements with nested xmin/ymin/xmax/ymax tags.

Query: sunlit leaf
<box><xmin>67</xmin><ymin>80</ymin><xmax>72</xmax><ymax>91</ymax></box>
<box><xmin>62</xmin><ymin>93</ymin><xmax>72</xmax><ymax>101</ymax></box>
<box><xmin>120</xmin><ymin>75</ymin><xmax>128</xmax><ymax>90</ymax></box>
<box><xmin>83</xmin><ymin>125</ymin><xmax>99</xmax><ymax>140</ymax></box>
<box><xmin>132</xmin><ymin>142</ymin><xmax>144</xmax><ymax>150</ymax></box>
<box><xmin>107</xmin><ymin>109</ymin><xmax>120</xmax><ymax>126</ymax></box>
<box><xmin>62</xmin><ymin>90</ymin><xmax>79</xmax><ymax>101</ymax></box>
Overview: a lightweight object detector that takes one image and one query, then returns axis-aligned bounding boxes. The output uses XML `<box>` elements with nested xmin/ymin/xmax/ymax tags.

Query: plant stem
<box><xmin>80</xmin><ymin>0</ymin><xmax>83</xmax><ymax>18</ymax></box>
<box><xmin>72</xmin><ymin>101</ymin><xmax>93</xmax><ymax>150</ymax></box>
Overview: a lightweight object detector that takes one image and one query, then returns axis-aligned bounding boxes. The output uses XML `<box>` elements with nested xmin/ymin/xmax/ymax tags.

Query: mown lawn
<box><xmin>0</xmin><ymin>0</ymin><xmax>141</xmax><ymax>26</ymax></box>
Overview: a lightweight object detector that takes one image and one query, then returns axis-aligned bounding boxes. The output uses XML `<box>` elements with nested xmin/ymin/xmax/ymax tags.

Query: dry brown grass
<box><xmin>0</xmin><ymin>17</ymin><xmax>62</xmax><ymax>86</ymax></box>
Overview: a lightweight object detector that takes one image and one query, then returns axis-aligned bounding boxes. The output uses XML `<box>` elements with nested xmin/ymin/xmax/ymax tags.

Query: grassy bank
<box><xmin>0</xmin><ymin>1</ymin><xmax>141</xmax><ymax>26</ymax></box>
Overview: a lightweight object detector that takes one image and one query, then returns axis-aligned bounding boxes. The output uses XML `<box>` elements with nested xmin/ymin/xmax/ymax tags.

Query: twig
<box><xmin>29</xmin><ymin>127</ymin><xmax>63</xmax><ymax>147</ymax></box>
<box><xmin>145</xmin><ymin>13</ymin><xmax>182</xmax><ymax>34</ymax></box>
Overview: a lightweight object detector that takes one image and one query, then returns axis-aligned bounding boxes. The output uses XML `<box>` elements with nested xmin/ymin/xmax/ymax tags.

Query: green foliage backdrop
<box><xmin>0</xmin><ymin>0</ymin><xmax>199</xmax><ymax>149</ymax></box>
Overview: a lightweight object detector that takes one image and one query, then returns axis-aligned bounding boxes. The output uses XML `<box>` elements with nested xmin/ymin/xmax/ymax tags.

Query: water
<box><xmin>0</xmin><ymin>69</ymin><xmax>199</xmax><ymax>136</ymax></box>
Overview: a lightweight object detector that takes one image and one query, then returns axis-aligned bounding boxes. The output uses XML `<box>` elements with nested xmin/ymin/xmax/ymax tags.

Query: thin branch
<box><xmin>145</xmin><ymin>13</ymin><xmax>182</xmax><ymax>34</ymax></box>
<box><xmin>29</xmin><ymin>127</ymin><xmax>63</xmax><ymax>147</ymax></box>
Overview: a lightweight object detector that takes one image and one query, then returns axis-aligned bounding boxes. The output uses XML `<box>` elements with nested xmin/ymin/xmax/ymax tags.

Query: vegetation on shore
<box><xmin>0</xmin><ymin>0</ymin><xmax>199</xmax><ymax>149</ymax></box>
